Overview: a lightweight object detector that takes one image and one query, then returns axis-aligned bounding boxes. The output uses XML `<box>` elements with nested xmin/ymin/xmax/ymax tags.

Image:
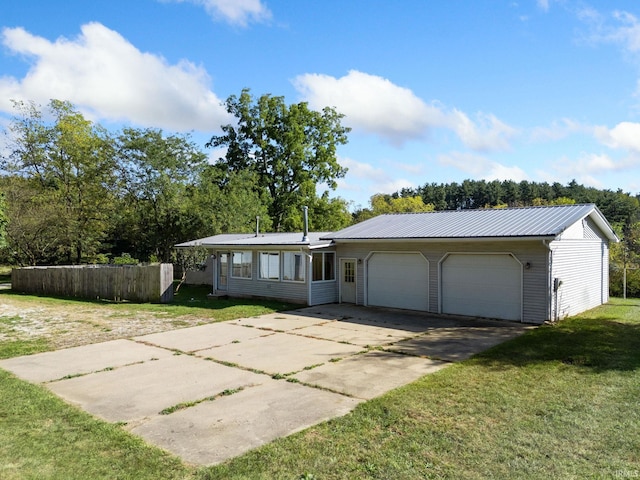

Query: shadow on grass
<box><xmin>474</xmin><ymin>316</ymin><xmax>640</xmax><ymax>372</ymax></box>
<box><xmin>0</xmin><ymin>284</ymin><xmax>298</xmax><ymax>313</ymax></box>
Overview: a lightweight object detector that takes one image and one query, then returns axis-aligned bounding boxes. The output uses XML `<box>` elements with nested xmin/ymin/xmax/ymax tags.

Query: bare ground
<box><xmin>0</xmin><ymin>297</ymin><xmax>210</xmax><ymax>350</ymax></box>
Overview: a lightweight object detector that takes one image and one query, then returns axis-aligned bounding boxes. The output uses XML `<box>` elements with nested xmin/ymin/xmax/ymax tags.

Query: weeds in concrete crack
<box><xmin>159</xmin><ymin>386</ymin><xmax>246</xmax><ymax>415</ymax></box>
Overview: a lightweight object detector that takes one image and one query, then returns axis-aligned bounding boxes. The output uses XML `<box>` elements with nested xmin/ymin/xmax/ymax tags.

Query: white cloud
<box><xmin>537</xmin><ymin>0</ymin><xmax>550</xmax><ymax>12</ymax></box>
<box><xmin>540</xmin><ymin>153</ymin><xmax>622</xmax><ymax>189</ymax></box>
<box><xmin>438</xmin><ymin>151</ymin><xmax>528</xmax><ymax>182</ymax></box>
<box><xmin>578</xmin><ymin>8</ymin><xmax>640</xmax><ymax>57</ymax></box>
<box><xmin>609</xmin><ymin>10</ymin><xmax>640</xmax><ymax>53</ymax></box>
<box><xmin>0</xmin><ymin>23</ymin><xmax>230</xmax><ymax>132</ymax></box>
<box><xmin>293</xmin><ymin>70</ymin><xmax>444</xmax><ymax>144</ymax></box>
<box><xmin>530</xmin><ymin>118</ymin><xmax>588</xmax><ymax>142</ymax></box>
<box><xmin>337</xmin><ymin>156</ymin><xmax>416</xmax><ymax>199</ymax></box>
<box><xmin>595</xmin><ymin>121</ymin><xmax>640</xmax><ymax>152</ymax></box>
<box><xmin>445</xmin><ymin>110</ymin><xmax>518</xmax><ymax>152</ymax></box>
<box><xmin>163</xmin><ymin>0</ymin><xmax>272</xmax><ymax>27</ymax></box>
<box><xmin>293</xmin><ymin>70</ymin><xmax>516</xmax><ymax>150</ymax></box>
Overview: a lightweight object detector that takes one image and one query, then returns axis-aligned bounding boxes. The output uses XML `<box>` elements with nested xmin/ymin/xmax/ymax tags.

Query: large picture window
<box><xmin>232</xmin><ymin>251</ymin><xmax>252</xmax><ymax>279</ymax></box>
<box><xmin>312</xmin><ymin>252</ymin><xmax>335</xmax><ymax>282</ymax></box>
<box><xmin>259</xmin><ymin>252</ymin><xmax>280</xmax><ymax>280</ymax></box>
<box><xmin>283</xmin><ymin>252</ymin><xmax>305</xmax><ymax>282</ymax></box>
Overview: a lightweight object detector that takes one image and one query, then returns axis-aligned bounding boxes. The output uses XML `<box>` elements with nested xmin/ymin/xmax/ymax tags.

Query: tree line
<box><xmin>0</xmin><ymin>94</ymin><xmax>352</xmax><ymax>266</ymax></box>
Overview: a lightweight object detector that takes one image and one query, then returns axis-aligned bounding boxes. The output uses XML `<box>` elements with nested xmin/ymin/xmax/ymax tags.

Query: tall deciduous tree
<box><xmin>3</xmin><ymin>100</ymin><xmax>116</xmax><ymax>264</ymax></box>
<box><xmin>114</xmin><ymin>128</ymin><xmax>208</xmax><ymax>262</ymax></box>
<box><xmin>207</xmin><ymin>89</ymin><xmax>350</xmax><ymax>231</ymax></box>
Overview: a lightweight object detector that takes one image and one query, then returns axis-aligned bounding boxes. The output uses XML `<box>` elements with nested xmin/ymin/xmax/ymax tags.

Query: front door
<box><xmin>217</xmin><ymin>252</ymin><xmax>229</xmax><ymax>291</ymax></box>
<box><xmin>340</xmin><ymin>259</ymin><xmax>357</xmax><ymax>303</ymax></box>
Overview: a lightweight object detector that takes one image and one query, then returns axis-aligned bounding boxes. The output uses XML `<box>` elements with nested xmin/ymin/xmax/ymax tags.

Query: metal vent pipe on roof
<box><xmin>302</xmin><ymin>206</ymin><xmax>309</xmax><ymax>242</ymax></box>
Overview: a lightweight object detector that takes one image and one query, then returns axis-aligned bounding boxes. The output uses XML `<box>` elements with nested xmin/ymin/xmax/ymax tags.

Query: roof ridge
<box><xmin>380</xmin><ymin>203</ymin><xmax>595</xmax><ymax>216</ymax></box>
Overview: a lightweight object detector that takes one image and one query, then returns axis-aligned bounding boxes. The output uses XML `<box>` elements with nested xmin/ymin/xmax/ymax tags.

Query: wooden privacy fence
<box><xmin>12</xmin><ymin>264</ymin><xmax>174</xmax><ymax>303</ymax></box>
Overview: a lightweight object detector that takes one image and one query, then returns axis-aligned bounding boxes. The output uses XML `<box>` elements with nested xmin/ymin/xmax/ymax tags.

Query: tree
<box><xmin>0</xmin><ymin>177</ymin><xmax>63</xmax><ymax>265</ymax></box>
<box><xmin>3</xmin><ymin>100</ymin><xmax>116</xmax><ymax>264</ymax></box>
<box><xmin>113</xmin><ymin>128</ymin><xmax>208</xmax><ymax>262</ymax></box>
<box><xmin>192</xmin><ymin>166</ymin><xmax>273</xmax><ymax>235</ymax></box>
<box><xmin>207</xmin><ymin>89</ymin><xmax>350</xmax><ymax>231</ymax></box>
<box><xmin>353</xmin><ymin>194</ymin><xmax>434</xmax><ymax>223</ymax></box>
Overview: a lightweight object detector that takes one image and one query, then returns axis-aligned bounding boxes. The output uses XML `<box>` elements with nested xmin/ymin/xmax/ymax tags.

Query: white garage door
<box><xmin>367</xmin><ymin>253</ymin><xmax>429</xmax><ymax>311</ymax></box>
<box><xmin>441</xmin><ymin>254</ymin><xmax>521</xmax><ymax>321</ymax></box>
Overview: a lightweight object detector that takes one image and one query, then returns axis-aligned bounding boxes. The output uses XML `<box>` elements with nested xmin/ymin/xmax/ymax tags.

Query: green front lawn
<box><xmin>1</xmin><ymin>298</ymin><xmax>638</xmax><ymax>479</ymax></box>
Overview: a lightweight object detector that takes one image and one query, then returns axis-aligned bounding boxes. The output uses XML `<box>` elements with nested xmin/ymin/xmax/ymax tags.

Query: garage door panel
<box><xmin>442</xmin><ymin>254</ymin><xmax>521</xmax><ymax>321</ymax></box>
<box><xmin>368</xmin><ymin>253</ymin><xmax>428</xmax><ymax>311</ymax></box>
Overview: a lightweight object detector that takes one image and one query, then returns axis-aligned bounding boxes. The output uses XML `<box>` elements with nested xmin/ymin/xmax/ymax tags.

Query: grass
<box><xmin>0</xmin><ymin>297</ymin><xmax>639</xmax><ymax>479</ymax></box>
<box><xmin>0</xmin><ymin>284</ymin><xmax>297</xmax><ymax>322</ymax></box>
<box><xmin>0</xmin><ymin>368</ymin><xmax>191</xmax><ymax>480</ymax></box>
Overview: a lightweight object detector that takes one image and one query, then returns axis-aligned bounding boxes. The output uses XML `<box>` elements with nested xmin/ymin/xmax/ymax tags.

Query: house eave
<box><xmin>328</xmin><ymin>235</ymin><xmax>558</xmax><ymax>244</ymax></box>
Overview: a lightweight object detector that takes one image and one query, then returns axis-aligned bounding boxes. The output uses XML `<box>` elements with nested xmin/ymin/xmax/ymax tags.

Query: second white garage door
<box><xmin>367</xmin><ymin>253</ymin><xmax>429</xmax><ymax>311</ymax></box>
<box><xmin>441</xmin><ymin>253</ymin><xmax>522</xmax><ymax>321</ymax></box>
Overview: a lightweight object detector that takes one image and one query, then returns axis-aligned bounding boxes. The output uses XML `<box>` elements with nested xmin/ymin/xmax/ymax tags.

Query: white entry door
<box><xmin>217</xmin><ymin>252</ymin><xmax>229</xmax><ymax>291</ymax></box>
<box><xmin>340</xmin><ymin>259</ymin><xmax>357</xmax><ymax>303</ymax></box>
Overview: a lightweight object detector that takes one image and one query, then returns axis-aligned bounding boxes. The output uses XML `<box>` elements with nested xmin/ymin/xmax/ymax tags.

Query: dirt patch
<box><xmin>0</xmin><ymin>298</ymin><xmax>211</xmax><ymax>350</ymax></box>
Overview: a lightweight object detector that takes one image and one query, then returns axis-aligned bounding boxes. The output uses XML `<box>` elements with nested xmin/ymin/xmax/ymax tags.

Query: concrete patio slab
<box><xmin>0</xmin><ymin>303</ymin><xmax>534</xmax><ymax>467</ymax></box>
<box><xmin>389</xmin><ymin>326</ymin><xmax>530</xmax><ymax>362</ymax></box>
<box><xmin>0</xmin><ymin>339</ymin><xmax>173</xmax><ymax>383</ymax></box>
<box><xmin>296</xmin><ymin>304</ymin><xmax>441</xmax><ymax>331</ymax></box>
<box><xmin>293</xmin><ymin>322</ymin><xmax>422</xmax><ymax>347</ymax></box>
<box><xmin>229</xmin><ymin>312</ymin><xmax>332</xmax><ymax>331</ymax></box>
<box><xmin>196</xmin><ymin>331</ymin><xmax>364</xmax><ymax>375</ymax></box>
<box><xmin>129</xmin><ymin>379</ymin><xmax>362</xmax><ymax>466</ymax></box>
<box><xmin>292</xmin><ymin>350</ymin><xmax>447</xmax><ymax>399</ymax></box>
<box><xmin>47</xmin><ymin>354</ymin><xmax>266</xmax><ymax>423</ymax></box>
<box><xmin>134</xmin><ymin>322</ymin><xmax>273</xmax><ymax>353</ymax></box>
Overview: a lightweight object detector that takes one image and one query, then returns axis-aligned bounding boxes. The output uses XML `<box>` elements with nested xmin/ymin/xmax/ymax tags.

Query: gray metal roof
<box><xmin>175</xmin><ymin>232</ymin><xmax>333</xmax><ymax>249</ymax></box>
<box><xmin>323</xmin><ymin>204</ymin><xmax>618</xmax><ymax>241</ymax></box>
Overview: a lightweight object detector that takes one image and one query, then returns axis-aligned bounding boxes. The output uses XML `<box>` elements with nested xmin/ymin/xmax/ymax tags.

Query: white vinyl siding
<box><xmin>550</xmin><ymin>239</ymin><xmax>609</xmax><ymax>320</ymax></box>
<box><xmin>367</xmin><ymin>252</ymin><xmax>429</xmax><ymax>311</ymax></box>
<box><xmin>441</xmin><ymin>253</ymin><xmax>522</xmax><ymax>321</ymax></box>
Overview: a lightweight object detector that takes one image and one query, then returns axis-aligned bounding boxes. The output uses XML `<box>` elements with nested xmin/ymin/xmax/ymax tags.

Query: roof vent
<box><xmin>302</xmin><ymin>206</ymin><xmax>309</xmax><ymax>242</ymax></box>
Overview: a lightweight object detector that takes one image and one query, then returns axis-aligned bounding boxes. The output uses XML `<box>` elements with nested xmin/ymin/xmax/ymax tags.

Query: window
<box><xmin>343</xmin><ymin>260</ymin><xmax>355</xmax><ymax>283</ymax></box>
<box><xmin>259</xmin><ymin>252</ymin><xmax>280</xmax><ymax>280</ymax></box>
<box><xmin>312</xmin><ymin>252</ymin><xmax>335</xmax><ymax>281</ymax></box>
<box><xmin>283</xmin><ymin>252</ymin><xmax>305</xmax><ymax>282</ymax></box>
<box><xmin>232</xmin><ymin>251</ymin><xmax>252</xmax><ymax>279</ymax></box>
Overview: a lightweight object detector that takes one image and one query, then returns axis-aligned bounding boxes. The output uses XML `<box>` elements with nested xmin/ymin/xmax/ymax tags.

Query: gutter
<box><xmin>326</xmin><ymin>236</ymin><xmax>557</xmax><ymax>244</ymax></box>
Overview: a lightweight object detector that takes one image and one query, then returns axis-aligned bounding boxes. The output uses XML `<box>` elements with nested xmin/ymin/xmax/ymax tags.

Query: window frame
<box><xmin>282</xmin><ymin>251</ymin><xmax>306</xmax><ymax>283</ymax></box>
<box><xmin>231</xmin><ymin>251</ymin><xmax>252</xmax><ymax>279</ymax></box>
<box><xmin>312</xmin><ymin>251</ymin><xmax>336</xmax><ymax>282</ymax></box>
<box><xmin>258</xmin><ymin>251</ymin><xmax>281</xmax><ymax>281</ymax></box>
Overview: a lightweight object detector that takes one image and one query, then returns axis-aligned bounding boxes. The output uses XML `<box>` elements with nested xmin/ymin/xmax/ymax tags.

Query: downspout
<box><xmin>302</xmin><ymin>206</ymin><xmax>310</xmax><ymax>304</ymax></box>
<box><xmin>305</xmin><ymin>249</ymin><xmax>313</xmax><ymax>306</ymax></box>
<box><xmin>542</xmin><ymin>239</ymin><xmax>557</xmax><ymax>322</ymax></box>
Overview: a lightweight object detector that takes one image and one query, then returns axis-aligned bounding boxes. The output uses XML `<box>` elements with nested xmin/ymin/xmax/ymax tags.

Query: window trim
<box><xmin>258</xmin><ymin>251</ymin><xmax>281</xmax><ymax>281</ymax></box>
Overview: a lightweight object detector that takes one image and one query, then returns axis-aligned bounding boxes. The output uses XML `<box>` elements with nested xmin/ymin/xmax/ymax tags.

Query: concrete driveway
<box><xmin>0</xmin><ymin>304</ymin><xmax>531</xmax><ymax>466</ymax></box>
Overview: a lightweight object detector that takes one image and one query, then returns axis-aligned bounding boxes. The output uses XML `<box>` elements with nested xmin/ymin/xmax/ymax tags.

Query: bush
<box><xmin>610</xmin><ymin>266</ymin><xmax>640</xmax><ymax>297</ymax></box>
<box><xmin>112</xmin><ymin>253</ymin><xmax>139</xmax><ymax>265</ymax></box>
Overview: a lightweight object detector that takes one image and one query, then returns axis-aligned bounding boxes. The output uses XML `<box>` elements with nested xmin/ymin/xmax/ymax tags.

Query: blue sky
<box><xmin>2</xmin><ymin>1</ymin><xmax>640</xmax><ymax>209</ymax></box>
